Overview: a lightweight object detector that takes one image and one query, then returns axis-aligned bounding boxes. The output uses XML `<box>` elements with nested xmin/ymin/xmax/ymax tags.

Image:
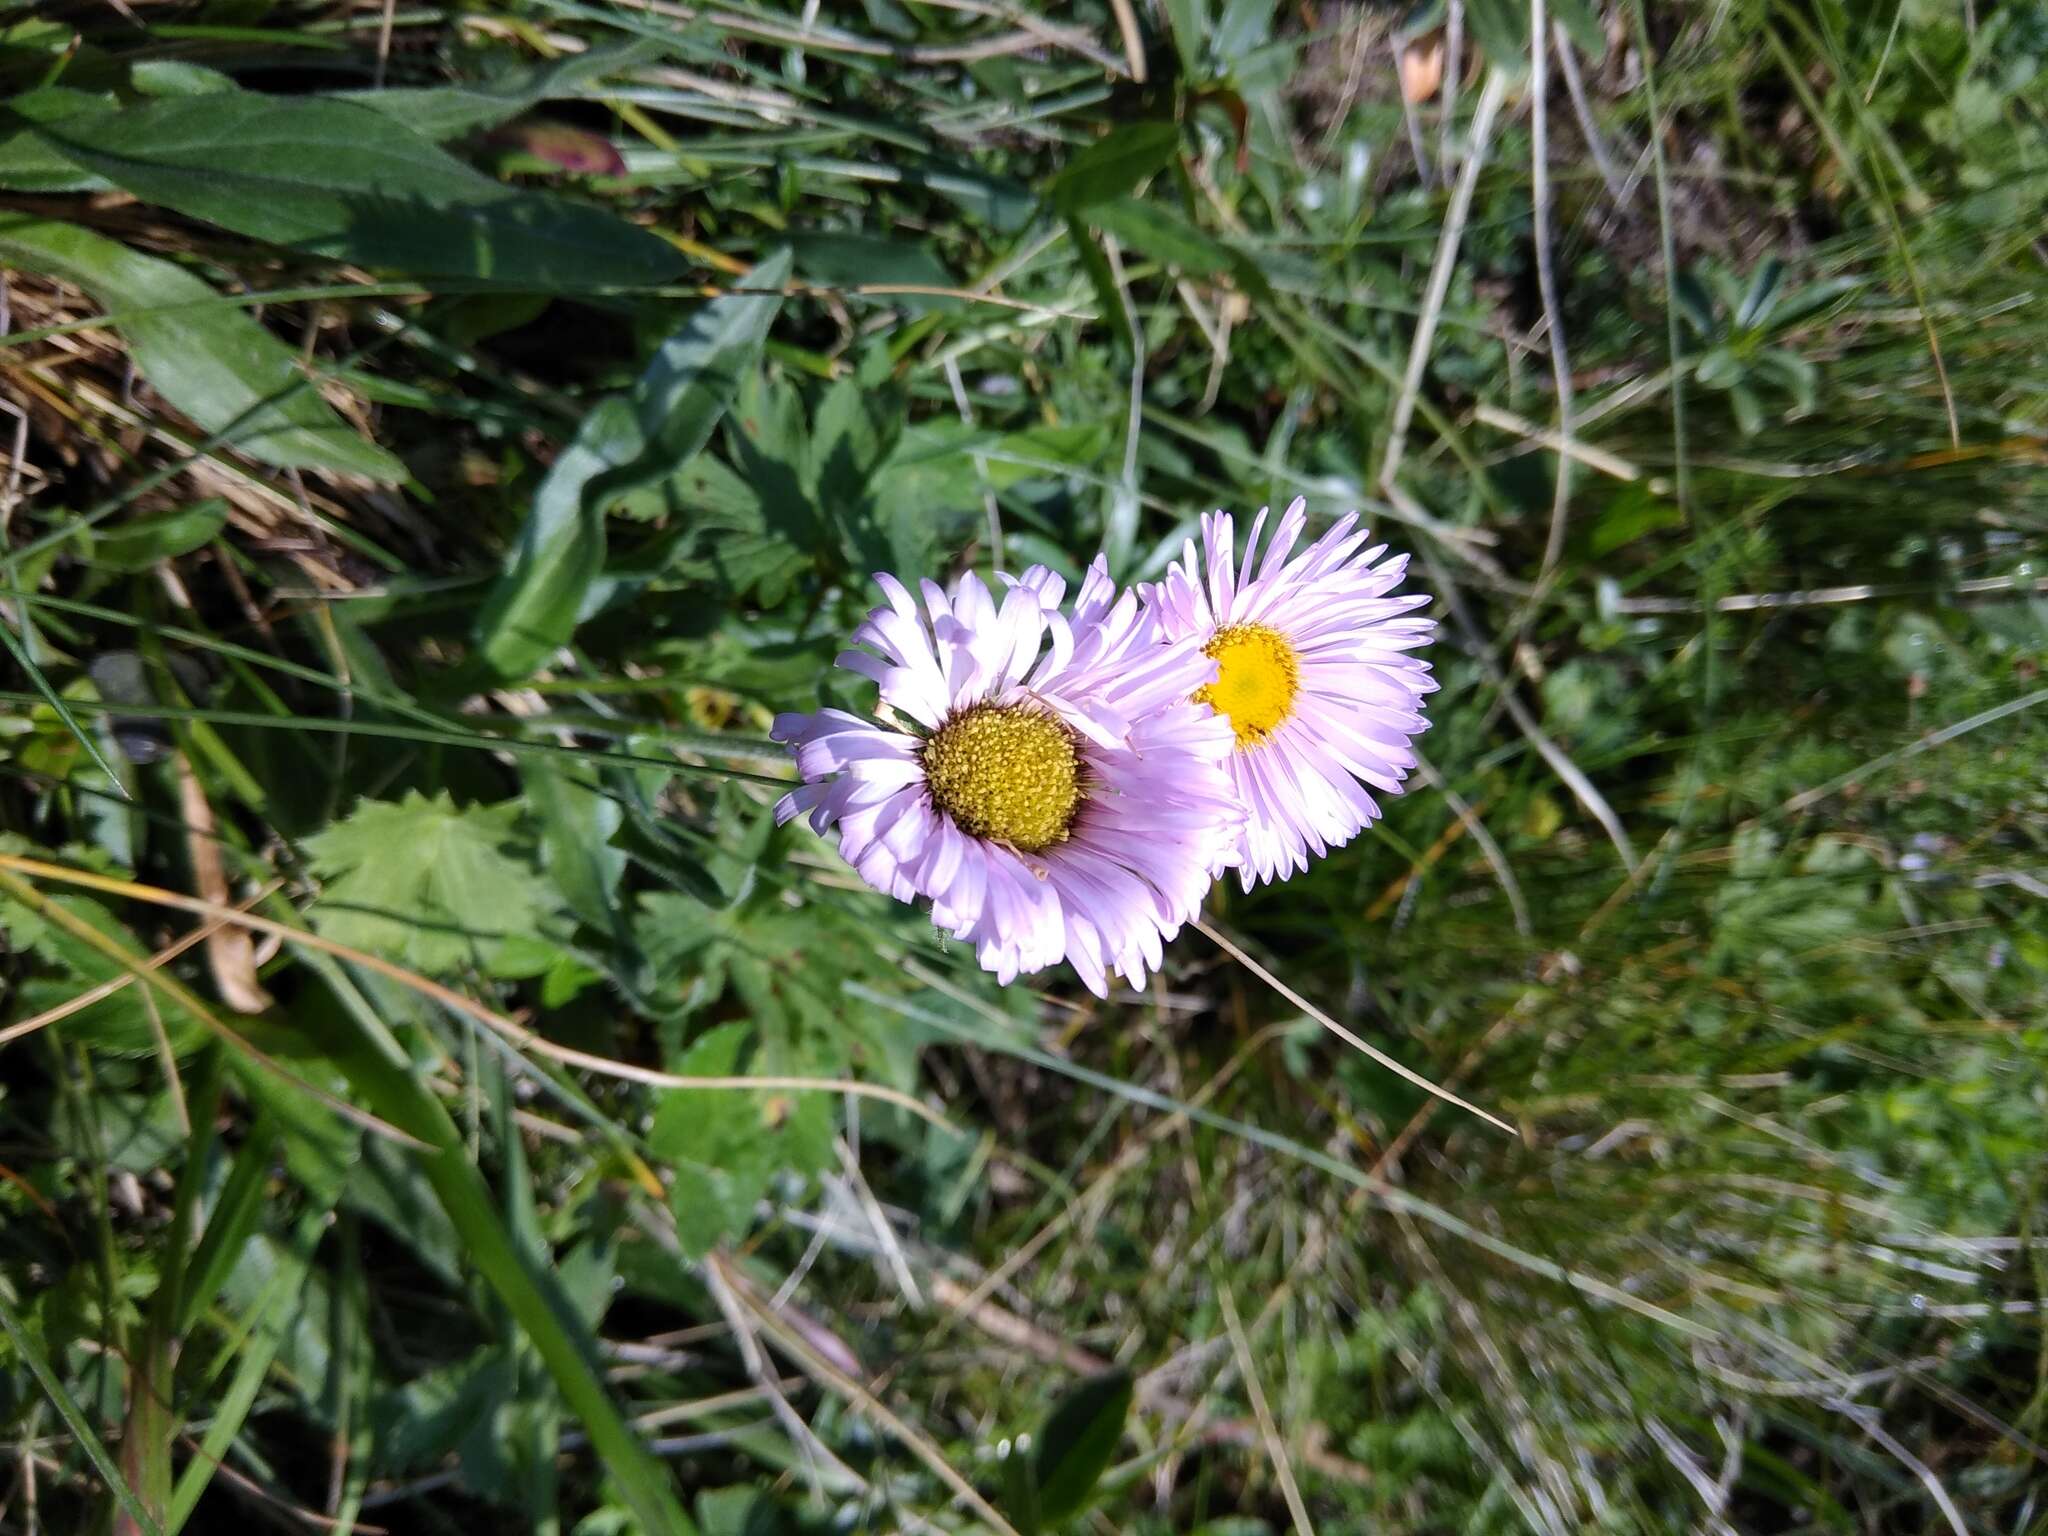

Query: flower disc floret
<box><xmin>920</xmin><ymin>704</ymin><xmax>1082</xmax><ymax>852</ymax></box>
<box><xmin>1196</xmin><ymin>623</ymin><xmax>1299</xmax><ymax>748</ymax></box>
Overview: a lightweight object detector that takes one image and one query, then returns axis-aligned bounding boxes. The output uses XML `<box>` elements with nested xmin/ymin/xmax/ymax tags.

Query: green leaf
<box><xmin>1695</xmin><ymin>345</ymin><xmax>1744</xmax><ymax>390</ymax></box>
<box><xmin>1551</xmin><ymin>0</ymin><xmax>1608</xmax><ymax>60</ymax></box>
<box><xmin>1463</xmin><ymin>0</ymin><xmax>1531</xmax><ymax>78</ymax></box>
<box><xmin>1728</xmin><ymin>379</ymin><xmax>1765</xmax><ymax>437</ymax></box>
<box><xmin>131</xmin><ymin>60</ymin><xmax>238</xmax><ymax>96</ymax></box>
<box><xmin>302</xmin><ymin>791</ymin><xmax>554</xmax><ymax>974</ymax></box>
<box><xmin>32</xmin><ymin>94</ymin><xmax>682</xmax><ymax>288</ymax></box>
<box><xmin>649</xmin><ymin>1023</ymin><xmax>781</xmax><ymax>1259</ymax></box>
<box><xmin>1735</xmin><ymin>257</ymin><xmax>1787</xmax><ymax>332</ymax></box>
<box><xmin>1214</xmin><ymin>0</ymin><xmax>1276</xmax><ymax>64</ymax></box>
<box><xmin>1065</xmin><ymin>216</ymin><xmax>1135</xmax><ymax>352</ymax></box>
<box><xmin>1588</xmin><ymin>487</ymin><xmax>1685</xmax><ymax>556</ymax></box>
<box><xmin>1033</xmin><ymin>1370</ymin><xmax>1133</xmax><ymax>1523</ymax></box>
<box><xmin>1050</xmin><ymin>119</ymin><xmax>1181</xmax><ymax>212</ymax></box>
<box><xmin>291</xmin><ymin>952</ymin><xmax>696</xmax><ymax>1536</ymax></box>
<box><xmin>87</xmin><ymin>502</ymin><xmax>230</xmax><ymax>572</ymax></box>
<box><xmin>0</xmin><ymin>216</ymin><xmax>404</xmax><ymax>481</ymax></box>
<box><xmin>791</xmin><ymin>232</ymin><xmax>961</xmax><ymax>313</ymax></box>
<box><xmin>1763</xmin><ymin>274</ymin><xmax>1863</xmax><ymax>331</ymax></box>
<box><xmin>1672</xmin><ymin>270</ymin><xmax>1718</xmax><ymax>338</ymax></box>
<box><xmin>476</xmin><ymin>248</ymin><xmax>790</xmax><ymax>679</ymax></box>
<box><xmin>1753</xmin><ymin>346</ymin><xmax>1819</xmax><ymax>415</ymax></box>
<box><xmin>336</xmin><ymin>43</ymin><xmax>659</xmax><ymax>141</ymax></box>
<box><xmin>0</xmin><ymin>1291</ymin><xmax>165</xmax><ymax>1536</ymax></box>
<box><xmin>0</xmin><ymin>886</ymin><xmax>208</xmax><ymax>1056</ymax></box>
<box><xmin>1084</xmin><ymin>199</ymin><xmax>1263</xmax><ymax>292</ymax></box>
<box><xmin>524</xmin><ymin>760</ymin><xmax>629</xmax><ymax>939</ymax></box>
<box><xmin>0</xmin><ymin>89</ymin><xmax>116</xmax><ymax>192</ymax></box>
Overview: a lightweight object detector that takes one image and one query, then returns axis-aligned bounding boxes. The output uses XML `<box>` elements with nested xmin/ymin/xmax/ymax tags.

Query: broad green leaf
<box><xmin>870</xmin><ymin>419</ymin><xmax>1114</xmax><ymax>511</ymax></box>
<box><xmin>1753</xmin><ymin>347</ymin><xmax>1820</xmax><ymax>414</ymax></box>
<box><xmin>32</xmin><ymin>94</ymin><xmax>682</xmax><ymax>288</ymax></box>
<box><xmin>0</xmin><ymin>216</ymin><xmax>403</xmax><ymax>481</ymax></box>
<box><xmin>0</xmin><ymin>88</ymin><xmax>115</xmax><ymax>192</ymax></box>
<box><xmin>1050</xmin><ymin>120</ymin><xmax>1181</xmax><ymax>212</ymax></box>
<box><xmin>1033</xmin><ymin>1370</ymin><xmax>1133</xmax><ymax>1523</ymax></box>
<box><xmin>476</xmin><ymin>248</ymin><xmax>790</xmax><ymax>679</ymax></box>
<box><xmin>302</xmin><ymin>791</ymin><xmax>554</xmax><ymax>974</ymax></box>
<box><xmin>1765</xmin><ymin>275</ymin><xmax>1863</xmax><ymax>331</ymax></box>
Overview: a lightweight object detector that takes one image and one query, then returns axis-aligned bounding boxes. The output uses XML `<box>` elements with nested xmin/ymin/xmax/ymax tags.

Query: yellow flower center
<box><xmin>920</xmin><ymin>703</ymin><xmax>1083</xmax><ymax>853</ymax></box>
<box><xmin>1196</xmin><ymin>623</ymin><xmax>1300</xmax><ymax>749</ymax></box>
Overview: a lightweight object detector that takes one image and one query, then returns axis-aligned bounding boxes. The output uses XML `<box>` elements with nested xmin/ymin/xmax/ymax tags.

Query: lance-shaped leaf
<box><xmin>31</xmin><ymin>92</ymin><xmax>681</xmax><ymax>289</ymax></box>
<box><xmin>0</xmin><ymin>215</ymin><xmax>403</xmax><ymax>481</ymax></box>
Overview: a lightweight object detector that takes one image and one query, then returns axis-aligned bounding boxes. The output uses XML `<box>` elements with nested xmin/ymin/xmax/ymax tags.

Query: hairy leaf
<box><xmin>303</xmin><ymin>791</ymin><xmax>552</xmax><ymax>974</ymax></box>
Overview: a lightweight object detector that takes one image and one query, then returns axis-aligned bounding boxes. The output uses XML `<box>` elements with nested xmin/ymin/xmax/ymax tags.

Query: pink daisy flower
<box><xmin>773</xmin><ymin>558</ymin><xmax>1240</xmax><ymax>996</ymax></box>
<box><xmin>1143</xmin><ymin>498</ymin><xmax>1436</xmax><ymax>888</ymax></box>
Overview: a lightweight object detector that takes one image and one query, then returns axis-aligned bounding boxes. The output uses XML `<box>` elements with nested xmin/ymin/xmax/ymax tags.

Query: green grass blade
<box><xmin>0</xmin><ymin>1287</ymin><xmax>165</xmax><ymax>1536</ymax></box>
<box><xmin>0</xmin><ymin>606</ymin><xmax>130</xmax><ymax>799</ymax></box>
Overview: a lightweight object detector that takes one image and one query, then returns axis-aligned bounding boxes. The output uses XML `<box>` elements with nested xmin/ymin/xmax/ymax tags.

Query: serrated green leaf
<box><xmin>1033</xmin><ymin>1370</ymin><xmax>1133</xmax><ymax>1523</ymax></box>
<box><xmin>525</xmin><ymin>761</ymin><xmax>629</xmax><ymax>938</ymax></box>
<box><xmin>476</xmin><ymin>248</ymin><xmax>790</xmax><ymax>679</ymax></box>
<box><xmin>649</xmin><ymin>1023</ymin><xmax>780</xmax><ymax>1258</ymax></box>
<box><xmin>0</xmin><ymin>216</ymin><xmax>404</xmax><ymax>481</ymax></box>
<box><xmin>0</xmin><ymin>887</ymin><xmax>208</xmax><ymax>1057</ymax></box>
<box><xmin>303</xmin><ymin>791</ymin><xmax>553</xmax><ymax>974</ymax></box>
<box><xmin>32</xmin><ymin>93</ymin><xmax>681</xmax><ymax>288</ymax></box>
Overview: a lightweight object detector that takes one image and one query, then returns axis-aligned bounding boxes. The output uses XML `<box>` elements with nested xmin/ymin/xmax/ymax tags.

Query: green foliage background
<box><xmin>1</xmin><ymin>1</ymin><xmax>2045</xmax><ymax>1532</ymax></box>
